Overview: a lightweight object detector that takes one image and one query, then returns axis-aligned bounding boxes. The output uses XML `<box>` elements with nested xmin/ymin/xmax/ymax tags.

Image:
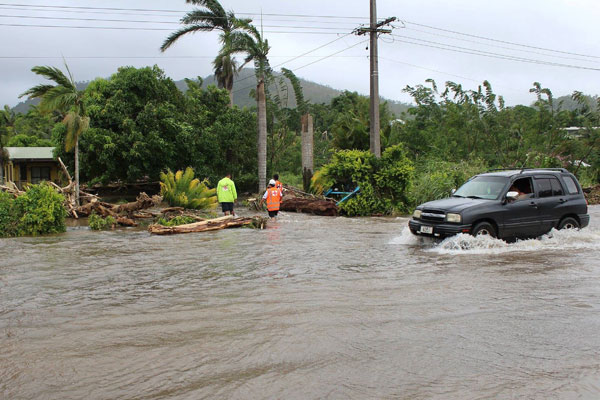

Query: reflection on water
<box><xmin>1</xmin><ymin>207</ymin><xmax>600</xmax><ymax>399</ymax></box>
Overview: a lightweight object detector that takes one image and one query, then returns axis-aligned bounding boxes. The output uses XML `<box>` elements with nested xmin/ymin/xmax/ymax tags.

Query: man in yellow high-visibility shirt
<box><xmin>217</xmin><ymin>173</ymin><xmax>237</xmax><ymax>216</ymax></box>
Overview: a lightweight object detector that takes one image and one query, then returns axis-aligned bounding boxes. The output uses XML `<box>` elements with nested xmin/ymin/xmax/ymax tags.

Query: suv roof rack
<box><xmin>486</xmin><ymin>168</ymin><xmax>522</xmax><ymax>172</ymax></box>
<box><xmin>518</xmin><ymin>167</ymin><xmax>568</xmax><ymax>173</ymax></box>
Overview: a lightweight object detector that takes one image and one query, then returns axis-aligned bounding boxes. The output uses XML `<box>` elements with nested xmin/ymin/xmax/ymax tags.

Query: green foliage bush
<box><xmin>0</xmin><ymin>183</ymin><xmax>66</xmax><ymax>237</ymax></box>
<box><xmin>160</xmin><ymin>167</ymin><xmax>217</xmax><ymax>209</ymax></box>
<box><xmin>88</xmin><ymin>212</ymin><xmax>116</xmax><ymax>230</ymax></box>
<box><xmin>314</xmin><ymin>144</ymin><xmax>414</xmax><ymax>216</ymax></box>
<box><xmin>0</xmin><ymin>191</ymin><xmax>19</xmax><ymax>237</ymax></box>
<box><xmin>409</xmin><ymin>159</ymin><xmax>487</xmax><ymax>208</ymax></box>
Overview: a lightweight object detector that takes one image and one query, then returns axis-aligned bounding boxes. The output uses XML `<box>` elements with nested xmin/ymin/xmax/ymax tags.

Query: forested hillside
<box><xmin>12</xmin><ymin>68</ymin><xmax>411</xmax><ymax>116</ymax></box>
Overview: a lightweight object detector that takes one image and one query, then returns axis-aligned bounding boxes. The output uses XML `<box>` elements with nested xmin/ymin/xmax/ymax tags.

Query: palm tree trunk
<box><xmin>75</xmin><ymin>139</ymin><xmax>80</xmax><ymax>206</ymax></box>
<box><xmin>228</xmin><ymin>88</ymin><xmax>234</xmax><ymax>108</ymax></box>
<box><xmin>301</xmin><ymin>113</ymin><xmax>314</xmax><ymax>192</ymax></box>
<box><xmin>257</xmin><ymin>79</ymin><xmax>267</xmax><ymax>192</ymax></box>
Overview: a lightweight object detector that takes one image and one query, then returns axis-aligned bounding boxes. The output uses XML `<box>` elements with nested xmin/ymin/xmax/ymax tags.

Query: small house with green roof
<box><xmin>1</xmin><ymin>147</ymin><xmax>60</xmax><ymax>189</ymax></box>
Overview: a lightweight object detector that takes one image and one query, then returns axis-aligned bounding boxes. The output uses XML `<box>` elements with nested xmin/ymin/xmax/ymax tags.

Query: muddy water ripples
<box><xmin>2</xmin><ymin>207</ymin><xmax>600</xmax><ymax>399</ymax></box>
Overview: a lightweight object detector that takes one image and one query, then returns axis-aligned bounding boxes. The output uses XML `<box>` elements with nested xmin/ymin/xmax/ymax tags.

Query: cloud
<box><xmin>2</xmin><ymin>0</ymin><xmax>600</xmax><ymax>108</ymax></box>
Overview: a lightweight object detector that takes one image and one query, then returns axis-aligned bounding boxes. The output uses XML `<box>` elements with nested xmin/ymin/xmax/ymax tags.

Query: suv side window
<box><xmin>562</xmin><ymin>175</ymin><xmax>580</xmax><ymax>194</ymax></box>
<box><xmin>550</xmin><ymin>177</ymin><xmax>564</xmax><ymax>196</ymax></box>
<box><xmin>537</xmin><ymin>178</ymin><xmax>552</xmax><ymax>198</ymax></box>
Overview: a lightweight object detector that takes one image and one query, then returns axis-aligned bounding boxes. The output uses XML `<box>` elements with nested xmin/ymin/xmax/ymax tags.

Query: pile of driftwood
<box><xmin>73</xmin><ymin>192</ymin><xmax>163</xmax><ymax>226</ymax></box>
<box><xmin>280</xmin><ymin>197</ymin><xmax>338</xmax><ymax>216</ymax></box>
<box><xmin>253</xmin><ymin>184</ymin><xmax>339</xmax><ymax>216</ymax></box>
<box><xmin>149</xmin><ymin>215</ymin><xmax>268</xmax><ymax>235</ymax></box>
<box><xmin>247</xmin><ymin>186</ymin><xmax>338</xmax><ymax>216</ymax></box>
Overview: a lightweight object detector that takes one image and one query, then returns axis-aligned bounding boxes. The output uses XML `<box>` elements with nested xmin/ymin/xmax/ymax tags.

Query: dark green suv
<box><xmin>409</xmin><ymin>168</ymin><xmax>590</xmax><ymax>240</ymax></box>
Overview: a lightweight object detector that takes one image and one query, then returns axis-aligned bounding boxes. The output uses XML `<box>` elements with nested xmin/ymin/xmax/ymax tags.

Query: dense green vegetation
<box><xmin>312</xmin><ymin>145</ymin><xmax>414</xmax><ymax>216</ymax></box>
<box><xmin>0</xmin><ymin>183</ymin><xmax>66</xmax><ymax>237</ymax></box>
<box><xmin>156</xmin><ymin>215</ymin><xmax>197</xmax><ymax>226</ymax></box>
<box><xmin>3</xmin><ymin>71</ymin><xmax>600</xmax><ymax>217</ymax></box>
<box><xmin>88</xmin><ymin>212</ymin><xmax>116</xmax><ymax>230</ymax></box>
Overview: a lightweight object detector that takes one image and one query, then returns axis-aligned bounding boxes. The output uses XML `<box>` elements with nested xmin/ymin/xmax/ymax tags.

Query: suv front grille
<box><xmin>421</xmin><ymin>209</ymin><xmax>445</xmax><ymax>222</ymax></box>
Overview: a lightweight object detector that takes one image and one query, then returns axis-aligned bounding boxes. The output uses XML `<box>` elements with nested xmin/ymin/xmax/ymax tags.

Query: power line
<box><xmin>2</xmin><ymin>2</ymin><xmax>598</xmax><ymax>61</ymax></box>
<box><xmin>0</xmin><ymin>55</ymin><xmax>366</xmax><ymax>60</ymax></box>
<box><xmin>379</xmin><ymin>56</ymin><xmax>481</xmax><ymax>83</ymax></box>
<box><xmin>403</xmin><ymin>26</ymin><xmax>600</xmax><ymax>65</ymax></box>
<box><xmin>0</xmin><ymin>6</ymin><xmax>363</xmax><ymax>25</ymax></box>
<box><xmin>402</xmin><ymin>19</ymin><xmax>600</xmax><ymax>60</ymax></box>
<box><xmin>0</xmin><ymin>22</ymin><xmax>348</xmax><ymax>34</ymax></box>
<box><xmin>232</xmin><ymin>38</ymin><xmax>367</xmax><ymax>95</ymax></box>
<box><xmin>390</xmin><ymin>35</ymin><xmax>600</xmax><ymax>72</ymax></box>
<box><xmin>0</xmin><ymin>3</ymin><xmax>368</xmax><ymax>20</ymax></box>
<box><xmin>225</xmin><ymin>32</ymin><xmax>354</xmax><ymax>88</ymax></box>
<box><xmin>293</xmin><ymin>39</ymin><xmax>368</xmax><ymax>72</ymax></box>
<box><xmin>0</xmin><ymin>14</ymin><xmax>362</xmax><ymax>31</ymax></box>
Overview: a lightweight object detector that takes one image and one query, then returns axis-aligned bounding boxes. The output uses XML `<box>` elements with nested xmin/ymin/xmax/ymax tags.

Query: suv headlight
<box><xmin>446</xmin><ymin>213</ymin><xmax>461</xmax><ymax>223</ymax></box>
<box><xmin>413</xmin><ymin>210</ymin><xmax>422</xmax><ymax>219</ymax></box>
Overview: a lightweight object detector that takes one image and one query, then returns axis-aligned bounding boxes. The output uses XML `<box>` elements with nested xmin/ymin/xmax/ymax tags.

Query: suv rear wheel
<box><xmin>558</xmin><ymin>217</ymin><xmax>580</xmax><ymax>230</ymax></box>
<box><xmin>472</xmin><ymin>222</ymin><xmax>497</xmax><ymax>238</ymax></box>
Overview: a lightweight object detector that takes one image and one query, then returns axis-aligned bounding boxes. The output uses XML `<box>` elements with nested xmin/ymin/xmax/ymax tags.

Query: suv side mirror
<box><xmin>506</xmin><ymin>191</ymin><xmax>519</xmax><ymax>200</ymax></box>
<box><xmin>451</xmin><ymin>188</ymin><xmax>456</xmax><ymax>194</ymax></box>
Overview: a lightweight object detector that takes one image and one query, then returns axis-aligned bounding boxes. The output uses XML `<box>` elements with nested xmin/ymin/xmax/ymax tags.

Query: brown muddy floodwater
<box><xmin>2</xmin><ymin>207</ymin><xmax>600</xmax><ymax>399</ymax></box>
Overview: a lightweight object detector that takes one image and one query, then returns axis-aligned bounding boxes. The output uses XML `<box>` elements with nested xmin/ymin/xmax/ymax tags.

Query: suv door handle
<box><xmin>529</xmin><ymin>201</ymin><xmax>538</xmax><ymax>208</ymax></box>
<box><xmin>559</xmin><ymin>198</ymin><xmax>567</xmax><ymax>203</ymax></box>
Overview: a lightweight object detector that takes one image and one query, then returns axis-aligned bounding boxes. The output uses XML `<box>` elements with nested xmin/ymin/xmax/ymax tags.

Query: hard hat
<box><xmin>268</xmin><ymin>179</ymin><xmax>276</xmax><ymax>186</ymax></box>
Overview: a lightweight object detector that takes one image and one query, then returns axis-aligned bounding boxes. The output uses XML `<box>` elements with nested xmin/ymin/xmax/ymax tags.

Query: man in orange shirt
<box><xmin>260</xmin><ymin>179</ymin><xmax>283</xmax><ymax>218</ymax></box>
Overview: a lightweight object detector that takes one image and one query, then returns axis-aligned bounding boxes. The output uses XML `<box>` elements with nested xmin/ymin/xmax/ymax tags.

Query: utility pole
<box><xmin>355</xmin><ymin>4</ymin><xmax>396</xmax><ymax>158</ymax></box>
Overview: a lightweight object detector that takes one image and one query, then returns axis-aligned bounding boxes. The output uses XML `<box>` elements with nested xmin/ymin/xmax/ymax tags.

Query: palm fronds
<box><xmin>160</xmin><ymin>167</ymin><xmax>217</xmax><ymax>209</ymax></box>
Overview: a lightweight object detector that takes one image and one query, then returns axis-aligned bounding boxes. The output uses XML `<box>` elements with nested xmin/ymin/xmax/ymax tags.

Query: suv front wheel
<box><xmin>472</xmin><ymin>222</ymin><xmax>497</xmax><ymax>238</ymax></box>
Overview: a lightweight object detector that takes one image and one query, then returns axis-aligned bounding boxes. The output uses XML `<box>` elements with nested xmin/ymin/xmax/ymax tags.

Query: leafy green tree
<box><xmin>160</xmin><ymin>0</ymin><xmax>251</xmax><ymax>107</ymax></box>
<box><xmin>53</xmin><ymin>65</ymin><xmax>257</xmax><ymax>190</ymax></box>
<box><xmin>7</xmin><ymin>134</ymin><xmax>52</xmax><ymax>147</ymax></box>
<box><xmin>55</xmin><ymin>65</ymin><xmax>185</xmax><ymax>184</ymax></box>
<box><xmin>20</xmin><ymin>63</ymin><xmax>88</xmax><ymax>205</ymax></box>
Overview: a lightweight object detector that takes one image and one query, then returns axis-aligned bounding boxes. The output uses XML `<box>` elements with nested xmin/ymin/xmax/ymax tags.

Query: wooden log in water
<box><xmin>148</xmin><ymin>215</ymin><xmax>267</xmax><ymax>235</ymax></box>
<box><xmin>280</xmin><ymin>197</ymin><xmax>338</xmax><ymax>216</ymax></box>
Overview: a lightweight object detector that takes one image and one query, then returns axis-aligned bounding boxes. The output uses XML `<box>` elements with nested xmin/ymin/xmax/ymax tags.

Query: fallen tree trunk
<box><xmin>148</xmin><ymin>215</ymin><xmax>267</xmax><ymax>235</ymax></box>
<box><xmin>280</xmin><ymin>197</ymin><xmax>338</xmax><ymax>216</ymax></box>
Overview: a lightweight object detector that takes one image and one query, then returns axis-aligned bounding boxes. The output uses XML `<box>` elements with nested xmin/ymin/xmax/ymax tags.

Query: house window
<box><xmin>20</xmin><ymin>165</ymin><xmax>27</xmax><ymax>182</ymax></box>
<box><xmin>31</xmin><ymin>167</ymin><xmax>51</xmax><ymax>184</ymax></box>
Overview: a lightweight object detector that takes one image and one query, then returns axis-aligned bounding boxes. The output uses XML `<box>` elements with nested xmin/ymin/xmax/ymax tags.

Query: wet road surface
<box><xmin>1</xmin><ymin>206</ymin><xmax>600</xmax><ymax>399</ymax></box>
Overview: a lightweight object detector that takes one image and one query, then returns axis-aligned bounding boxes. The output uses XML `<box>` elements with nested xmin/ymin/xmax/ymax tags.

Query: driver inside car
<box><xmin>508</xmin><ymin>180</ymin><xmax>532</xmax><ymax>202</ymax></box>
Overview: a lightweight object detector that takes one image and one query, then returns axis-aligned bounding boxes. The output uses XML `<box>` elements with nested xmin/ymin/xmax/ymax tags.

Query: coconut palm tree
<box><xmin>222</xmin><ymin>24</ymin><xmax>271</xmax><ymax>191</ymax></box>
<box><xmin>160</xmin><ymin>0</ymin><xmax>250</xmax><ymax>107</ymax></box>
<box><xmin>213</xmin><ymin>51</ymin><xmax>238</xmax><ymax>107</ymax></box>
<box><xmin>20</xmin><ymin>63</ymin><xmax>89</xmax><ymax>205</ymax></box>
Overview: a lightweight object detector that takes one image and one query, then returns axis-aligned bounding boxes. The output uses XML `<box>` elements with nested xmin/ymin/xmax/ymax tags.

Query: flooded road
<box><xmin>2</xmin><ymin>206</ymin><xmax>600</xmax><ymax>399</ymax></box>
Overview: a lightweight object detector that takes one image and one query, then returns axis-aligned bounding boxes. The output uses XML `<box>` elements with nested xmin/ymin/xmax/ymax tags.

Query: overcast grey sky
<box><xmin>2</xmin><ymin>0</ymin><xmax>600</xmax><ymax>108</ymax></box>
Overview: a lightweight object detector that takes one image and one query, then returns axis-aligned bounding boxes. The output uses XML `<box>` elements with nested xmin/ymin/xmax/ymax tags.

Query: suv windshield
<box><xmin>453</xmin><ymin>176</ymin><xmax>508</xmax><ymax>200</ymax></box>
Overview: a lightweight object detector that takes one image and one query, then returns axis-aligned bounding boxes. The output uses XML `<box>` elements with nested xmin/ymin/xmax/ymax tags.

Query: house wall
<box><xmin>3</xmin><ymin>161</ymin><xmax>59</xmax><ymax>189</ymax></box>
